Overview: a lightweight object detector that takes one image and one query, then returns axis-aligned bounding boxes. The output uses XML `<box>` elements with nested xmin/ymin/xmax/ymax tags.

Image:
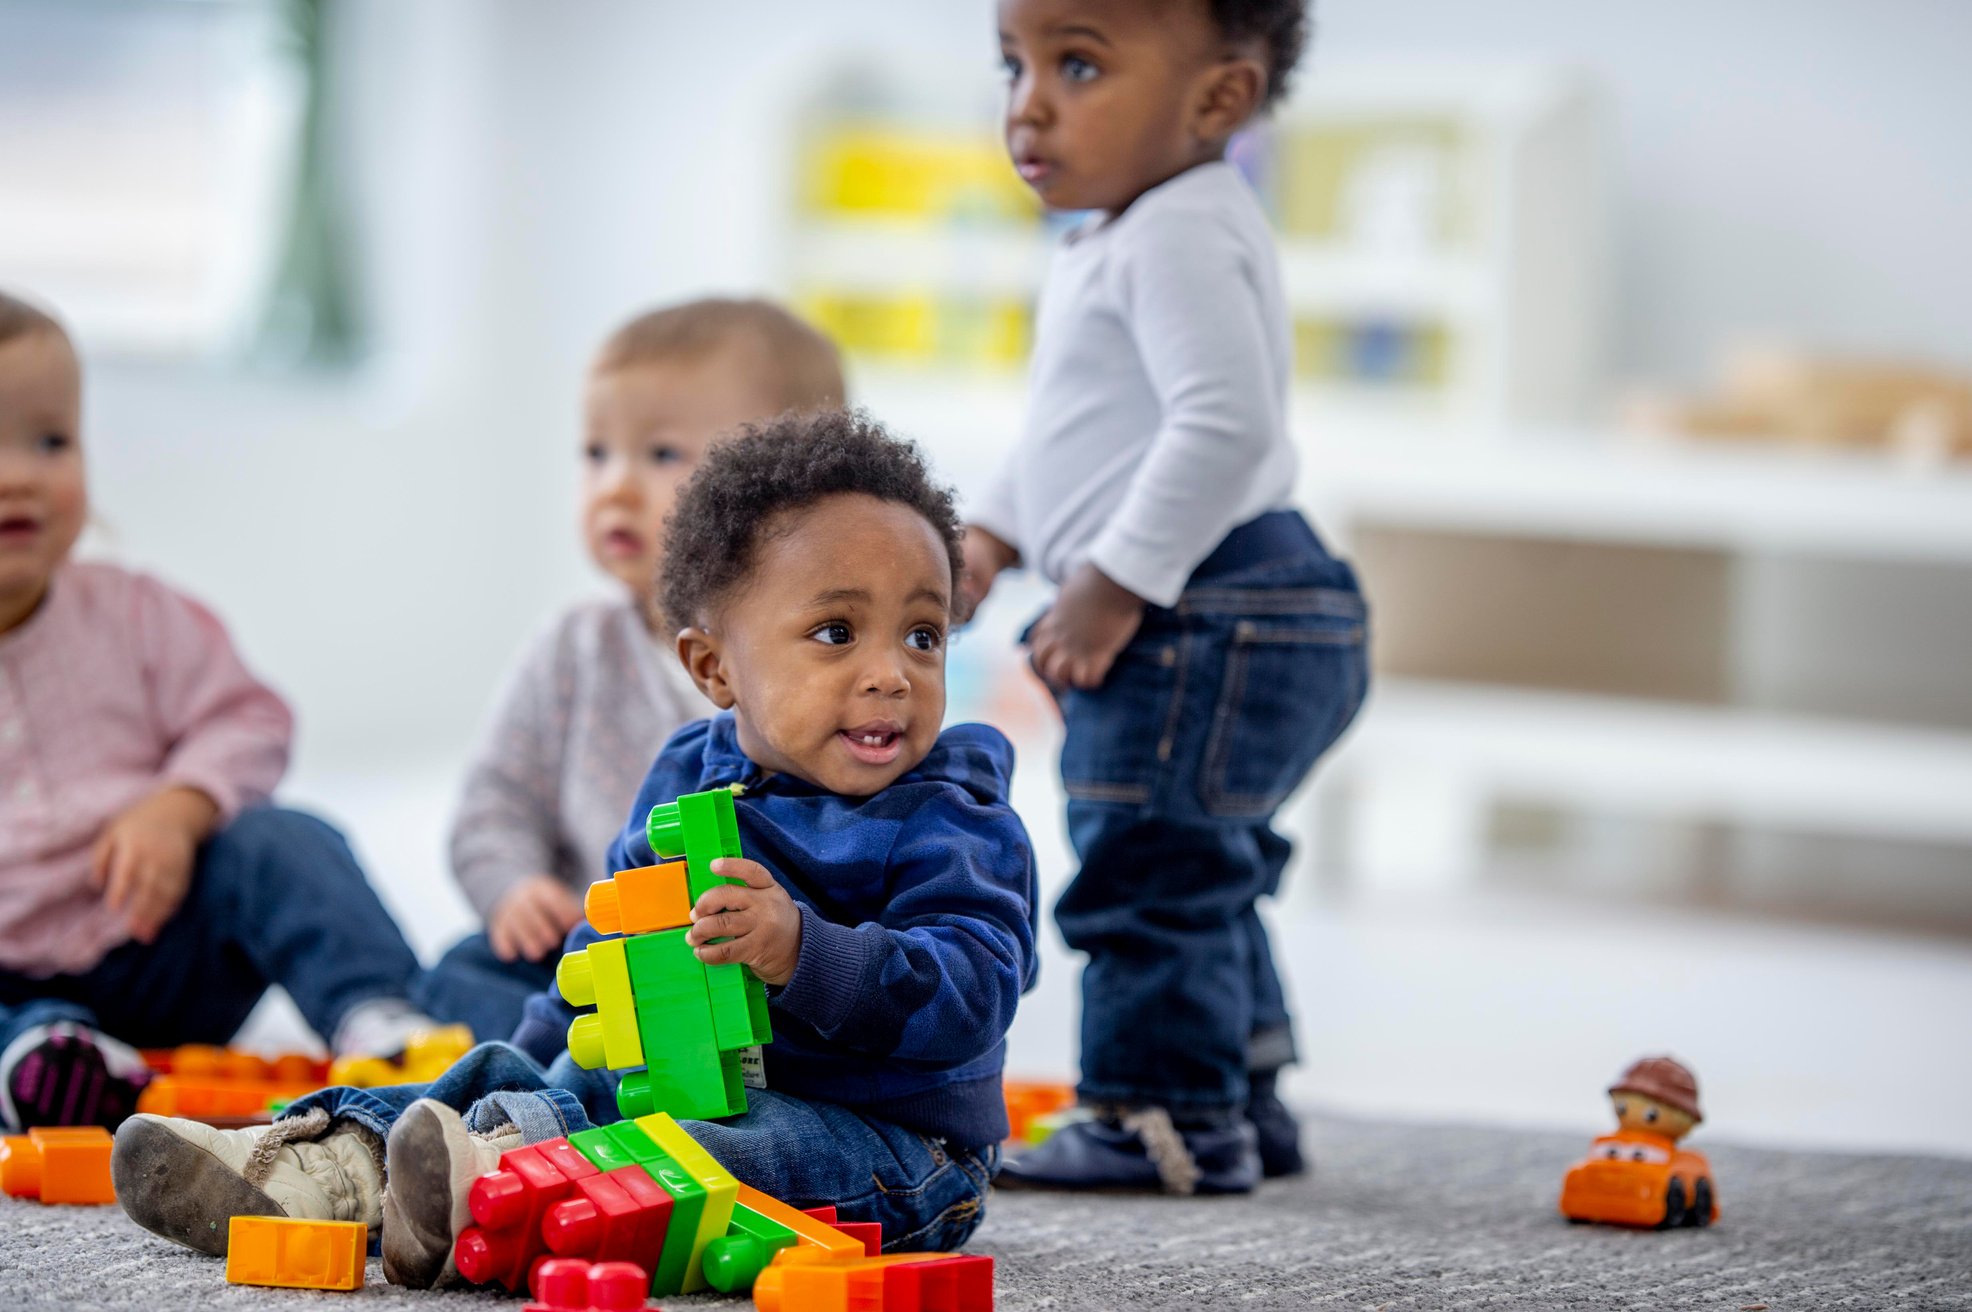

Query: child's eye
<box><xmin>905</xmin><ymin>625</ymin><xmax>944</xmax><ymax>653</ymax></box>
<box><xmin>1001</xmin><ymin>52</ymin><xmax>1022</xmax><ymax>81</ymax></box>
<box><xmin>582</xmin><ymin>442</ymin><xmax>607</xmax><ymax>464</ymax></box>
<box><xmin>1062</xmin><ymin>54</ymin><xmax>1099</xmax><ymax>83</ymax></box>
<box><xmin>810</xmin><ymin>621</ymin><xmax>853</xmax><ymax>646</ymax></box>
<box><xmin>37</xmin><ymin>432</ymin><xmax>72</xmax><ymax>454</ymax></box>
<box><xmin>648</xmin><ymin>444</ymin><xmax>683</xmax><ymax>466</ymax></box>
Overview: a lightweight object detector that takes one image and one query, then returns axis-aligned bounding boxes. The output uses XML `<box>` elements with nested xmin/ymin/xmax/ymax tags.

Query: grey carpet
<box><xmin>4</xmin><ymin>1113</ymin><xmax>1969</xmax><ymax>1310</ymax></box>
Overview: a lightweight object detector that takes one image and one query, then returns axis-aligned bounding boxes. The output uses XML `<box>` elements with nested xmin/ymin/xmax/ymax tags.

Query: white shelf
<box><xmin>1338</xmin><ymin>678</ymin><xmax>1972</xmax><ymax>847</ymax></box>
<box><xmin>1302</xmin><ymin>425</ymin><xmax>1972</xmax><ymax>564</ymax></box>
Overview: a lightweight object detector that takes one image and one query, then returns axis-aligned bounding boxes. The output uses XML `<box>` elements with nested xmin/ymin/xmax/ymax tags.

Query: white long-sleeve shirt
<box><xmin>972</xmin><ymin>160</ymin><xmax>1298</xmax><ymax>607</ymax></box>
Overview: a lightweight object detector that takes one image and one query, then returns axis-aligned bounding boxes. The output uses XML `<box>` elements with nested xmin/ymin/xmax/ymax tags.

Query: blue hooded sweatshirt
<box><xmin>513</xmin><ymin>712</ymin><xmax>1039</xmax><ymax>1147</ymax></box>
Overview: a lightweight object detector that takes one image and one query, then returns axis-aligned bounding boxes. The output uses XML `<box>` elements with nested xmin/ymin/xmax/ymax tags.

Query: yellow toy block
<box><xmin>639</xmin><ymin>1112</ymin><xmax>738</xmax><ymax>1292</ymax></box>
<box><xmin>400</xmin><ymin>1024</ymin><xmax>474</xmax><ymax>1081</ymax></box>
<box><xmin>586</xmin><ymin>861</ymin><xmax>692</xmax><ymax>936</ymax></box>
<box><xmin>560</xmin><ymin>936</ymin><xmax>645</xmax><ymax>1071</ymax></box>
<box><xmin>731</xmin><ymin>1183</ymin><xmax>866</xmax><ymax>1261</ymax></box>
<box><xmin>226</xmin><ymin>1216</ymin><xmax>367</xmax><ymax>1290</ymax></box>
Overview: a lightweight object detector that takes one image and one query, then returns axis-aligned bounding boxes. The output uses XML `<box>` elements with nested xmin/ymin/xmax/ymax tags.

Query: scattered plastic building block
<box><xmin>566</xmin><ymin>1121</ymin><xmax>705</xmax><ymax>1299</ymax></box>
<box><xmin>561</xmin><ymin>787</ymin><xmax>772</xmax><ymax>1125</ymax></box>
<box><xmin>328</xmin><ymin>1024</ymin><xmax>474</xmax><ymax>1088</ymax></box>
<box><xmin>752</xmin><ymin>1250</ymin><xmax>993</xmax><ymax>1312</ymax></box>
<box><xmin>456</xmin><ymin>1138</ymin><xmax>601</xmax><ymax>1292</ymax></box>
<box><xmin>0</xmin><ymin>1127</ymin><xmax>115</xmax><ymax>1203</ymax></box>
<box><xmin>834</xmin><ymin>1221</ymin><xmax>882</xmax><ymax>1258</ymax></box>
<box><xmin>226</xmin><ymin>1216</ymin><xmax>367</xmax><ymax>1290</ymax></box>
<box><xmin>1001</xmin><ymin>1080</ymin><xmax>1074</xmax><ymax>1145</ymax></box>
<box><xmin>732</xmin><ymin>1183</ymin><xmax>865</xmax><ymax>1261</ymax></box>
<box><xmin>801</xmin><ymin>1205</ymin><xmax>839</xmax><ymax>1224</ymax></box>
<box><xmin>525</xmin><ymin>1258</ymin><xmax>655</xmax><ymax>1312</ymax></box>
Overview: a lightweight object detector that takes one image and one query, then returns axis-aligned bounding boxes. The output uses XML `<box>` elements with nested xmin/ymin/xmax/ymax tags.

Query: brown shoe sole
<box><xmin>111</xmin><ymin>1116</ymin><xmax>286</xmax><ymax>1256</ymax></box>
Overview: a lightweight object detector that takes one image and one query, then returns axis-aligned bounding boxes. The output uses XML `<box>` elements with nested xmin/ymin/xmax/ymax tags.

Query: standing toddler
<box><xmin>967</xmin><ymin>0</ymin><xmax>1369</xmax><ymax>1193</ymax></box>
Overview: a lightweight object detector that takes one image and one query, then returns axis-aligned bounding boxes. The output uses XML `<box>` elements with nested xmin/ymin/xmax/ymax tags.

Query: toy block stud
<box><xmin>588</xmin><ymin>862</ymin><xmax>693</xmax><ymax>936</ymax></box>
<box><xmin>526</xmin><ymin>1258</ymin><xmax>654</xmax><ymax>1312</ymax></box>
<box><xmin>562</xmin><ymin>936</ymin><xmax>645</xmax><ymax>1072</ymax></box>
<box><xmin>226</xmin><ymin>1216</ymin><xmax>368</xmax><ymax>1290</ymax></box>
<box><xmin>645</xmin><ymin>788</ymin><xmax>743</xmax><ymax>902</ymax></box>
<box><xmin>456</xmin><ymin>1138</ymin><xmax>600</xmax><ymax>1292</ymax></box>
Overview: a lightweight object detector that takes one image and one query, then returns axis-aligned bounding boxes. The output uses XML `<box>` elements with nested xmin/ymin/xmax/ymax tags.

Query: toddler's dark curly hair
<box><xmin>1213</xmin><ymin>0</ymin><xmax>1312</xmax><ymax>109</ymax></box>
<box><xmin>658</xmin><ymin>408</ymin><xmax>964</xmax><ymax>632</ymax></box>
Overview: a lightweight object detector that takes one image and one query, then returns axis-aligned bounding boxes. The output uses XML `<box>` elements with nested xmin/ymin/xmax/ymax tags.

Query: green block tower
<box><xmin>558</xmin><ymin>787</ymin><xmax>772</xmax><ymax>1121</ymax></box>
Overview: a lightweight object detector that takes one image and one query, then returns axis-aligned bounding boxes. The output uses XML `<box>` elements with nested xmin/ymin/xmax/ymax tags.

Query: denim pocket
<box><xmin>1197</xmin><ymin>602</ymin><xmax>1367</xmax><ymax>818</ymax></box>
<box><xmin>1058</xmin><ymin>634</ymin><xmax>1186</xmax><ymax>807</ymax></box>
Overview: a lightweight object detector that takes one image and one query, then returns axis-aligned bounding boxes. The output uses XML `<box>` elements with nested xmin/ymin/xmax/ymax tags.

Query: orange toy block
<box><xmin>753</xmin><ymin>1251</ymin><xmax>992</xmax><ymax>1312</ymax></box>
<box><xmin>226</xmin><ymin>1216</ymin><xmax>368</xmax><ymax>1290</ymax></box>
<box><xmin>733</xmin><ymin>1183</ymin><xmax>864</xmax><ymax>1261</ymax></box>
<box><xmin>586</xmin><ymin>861</ymin><xmax>693</xmax><ymax>936</ymax></box>
<box><xmin>1001</xmin><ymin>1080</ymin><xmax>1073</xmax><ymax>1144</ymax></box>
<box><xmin>0</xmin><ymin>1127</ymin><xmax>115</xmax><ymax>1204</ymax></box>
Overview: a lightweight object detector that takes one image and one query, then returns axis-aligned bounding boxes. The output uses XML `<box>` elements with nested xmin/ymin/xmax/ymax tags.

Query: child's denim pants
<box><xmin>282</xmin><ymin>1041</ymin><xmax>997</xmax><ymax>1253</ymax></box>
<box><xmin>0</xmin><ymin>807</ymin><xmax>423</xmax><ymax>1055</ymax></box>
<box><xmin>1048</xmin><ymin>510</ymin><xmax>1368</xmax><ymax>1119</ymax></box>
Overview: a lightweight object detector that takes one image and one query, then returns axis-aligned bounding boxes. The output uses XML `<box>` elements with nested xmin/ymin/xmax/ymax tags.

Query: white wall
<box><xmin>65</xmin><ymin>0</ymin><xmax>1971</xmax><ymax>780</ymax></box>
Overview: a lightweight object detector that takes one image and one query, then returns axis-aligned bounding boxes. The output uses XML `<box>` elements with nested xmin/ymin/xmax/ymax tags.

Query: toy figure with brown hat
<box><xmin>1559</xmin><ymin>1055</ymin><xmax>1721</xmax><ymax>1229</ymax></box>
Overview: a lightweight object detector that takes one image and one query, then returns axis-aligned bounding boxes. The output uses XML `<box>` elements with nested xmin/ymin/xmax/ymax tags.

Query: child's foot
<box><xmin>0</xmin><ymin>1022</ymin><xmax>151</xmax><ymax>1131</ymax></box>
<box><xmin>1246</xmin><ymin>1069</ymin><xmax>1306</xmax><ymax>1178</ymax></box>
<box><xmin>111</xmin><ymin>1107</ymin><xmax>384</xmax><ymax>1255</ymax></box>
<box><xmin>331</xmin><ymin>998</ymin><xmax>445</xmax><ymax>1059</ymax></box>
<box><xmin>995</xmin><ymin>1106</ymin><xmax>1260</xmax><ymax>1195</ymax></box>
<box><xmin>380</xmin><ymin>1098</ymin><xmax>518</xmax><ymax>1289</ymax></box>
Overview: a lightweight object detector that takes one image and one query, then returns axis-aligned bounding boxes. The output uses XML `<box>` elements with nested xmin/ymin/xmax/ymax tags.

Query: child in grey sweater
<box><xmin>414</xmin><ymin>299</ymin><xmax>845</xmax><ymax>1039</ymax></box>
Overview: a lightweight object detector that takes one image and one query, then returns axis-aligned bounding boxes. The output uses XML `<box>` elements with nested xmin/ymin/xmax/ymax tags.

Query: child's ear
<box><xmin>1194</xmin><ymin>56</ymin><xmax>1266</xmax><ymax>143</ymax></box>
<box><xmin>676</xmin><ymin>625</ymin><xmax>737</xmax><ymax>709</ymax></box>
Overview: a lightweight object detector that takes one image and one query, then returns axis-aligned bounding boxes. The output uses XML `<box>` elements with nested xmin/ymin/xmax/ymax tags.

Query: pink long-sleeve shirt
<box><xmin>0</xmin><ymin>561</ymin><xmax>292</xmax><ymax>977</ymax></box>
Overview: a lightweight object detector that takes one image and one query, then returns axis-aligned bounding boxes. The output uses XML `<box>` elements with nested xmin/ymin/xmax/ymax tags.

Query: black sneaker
<box><xmin>1</xmin><ymin>1022</ymin><xmax>150</xmax><ymax>1131</ymax></box>
<box><xmin>1246</xmin><ymin>1069</ymin><xmax>1306</xmax><ymax>1178</ymax></box>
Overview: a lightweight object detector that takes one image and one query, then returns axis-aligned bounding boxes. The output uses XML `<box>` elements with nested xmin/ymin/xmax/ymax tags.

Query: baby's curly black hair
<box><xmin>1212</xmin><ymin>0</ymin><xmax>1312</xmax><ymax>109</ymax></box>
<box><xmin>658</xmin><ymin>408</ymin><xmax>964</xmax><ymax>632</ymax></box>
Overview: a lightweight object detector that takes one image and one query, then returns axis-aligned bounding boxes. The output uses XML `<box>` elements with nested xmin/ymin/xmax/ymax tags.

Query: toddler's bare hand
<box><xmin>685</xmin><ymin>857</ymin><xmax>802</xmax><ymax>987</ymax></box>
<box><xmin>1026</xmin><ymin>561</ymin><xmax>1145</xmax><ymax>690</ymax></box>
<box><xmin>959</xmin><ymin>525</ymin><xmax>1019</xmax><ymax>624</ymax></box>
<box><xmin>89</xmin><ymin>786</ymin><xmax>216</xmax><ymax>944</ymax></box>
<box><xmin>490</xmin><ymin>875</ymin><xmax>584</xmax><ymax>962</ymax></box>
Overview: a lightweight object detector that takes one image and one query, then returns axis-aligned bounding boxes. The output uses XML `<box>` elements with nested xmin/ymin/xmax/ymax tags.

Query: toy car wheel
<box><xmin>1688</xmin><ymin>1179</ymin><xmax>1714</xmax><ymax>1228</ymax></box>
<box><xmin>1659</xmin><ymin>1177</ymin><xmax>1688</xmax><ymax>1229</ymax></box>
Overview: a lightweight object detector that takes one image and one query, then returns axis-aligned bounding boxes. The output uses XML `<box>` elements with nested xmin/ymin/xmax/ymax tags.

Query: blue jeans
<box><xmin>411</xmin><ymin>931</ymin><xmax>558</xmax><ymax>1043</ymax></box>
<box><xmin>286</xmin><ymin>1041</ymin><xmax>997</xmax><ymax>1252</ymax></box>
<box><xmin>0</xmin><ymin>807</ymin><xmax>423</xmax><ymax>1054</ymax></box>
<box><xmin>1049</xmin><ymin>512</ymin><xmax>1369</xmax><ymax>1116</ymax></box>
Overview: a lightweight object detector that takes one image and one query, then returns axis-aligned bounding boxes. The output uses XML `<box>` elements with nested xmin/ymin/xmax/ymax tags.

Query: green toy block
<box><xmin>567</xmin><ymin>1126</ymin><xmax>638</xmax><ymax>1174</ymax></box>
<box><xmin>559</xmin><ymin>937</ymin><xmax>643</xmax><ymax>1071</ymax></box>
<box><xmin>639</xmin><ymin>1112</ymin><xmax>738</xmax><ymax>1294</ymax></box>
<box><xmin>618</xmin><ymin>930</ymin><xmax>743</xmax><ymax>1120</ymax></box>
<box><xmin>647</xmin><ymin>788</ymin><xmax>743</xmax><ymax>902</ymax></box>
<box><xmin>701</xmin><ymin>1200</ymin><xmax>799</xmax><ymax>1293</ymax></box>
<box><xmin>705</xmin><ymin>959</ymin><xmax>772</xmax><ymax>1051</ymax></box>
<box><xmin>596</xmin><ymin>1120</ymin><xmax>704</xmax><ymax>1298</ymax></box>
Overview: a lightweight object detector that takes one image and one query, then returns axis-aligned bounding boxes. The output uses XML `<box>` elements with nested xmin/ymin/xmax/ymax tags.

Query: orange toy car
<box><xmin>1559</xmin><ymin>1055</ymin><xmax>1720</xmax><ymax>1229</ymax></box>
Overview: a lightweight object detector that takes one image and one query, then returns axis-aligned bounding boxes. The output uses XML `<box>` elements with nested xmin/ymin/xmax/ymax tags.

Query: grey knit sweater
<box><xmin>448</xmin><ymin>600</ymin><xmax>706</xmax><ymax>919</ymax></box>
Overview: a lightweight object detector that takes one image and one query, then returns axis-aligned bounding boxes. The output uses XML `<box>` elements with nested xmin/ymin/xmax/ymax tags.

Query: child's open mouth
<box><xmin>0</xmin><ymin>515</ymin><xmax>40</xmax><ymax>545</ymax></box>
<box><xmin>838</xmin><ymin>724</ymin><xmax>904</xmax><ymax>766</ymax></box>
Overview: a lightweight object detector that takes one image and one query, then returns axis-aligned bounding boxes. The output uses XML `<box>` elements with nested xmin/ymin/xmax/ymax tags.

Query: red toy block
<box><xmin>886</xmin><ymin>1255</ymin><xmax>994</xmax><ymax>1312</ymax></box>
<box><xmin>543</xmin><ymin>1163</ymin><xmax>675</xmax><ymax>1269</ymax></box>
<box><xmin>525</xmin><ymin>1258</ymin><xmax>655</xmax><ymax>1311</ymax></box>
<box><xmin>456</xmin><ymin>1138</ymin><xmax>600</xmax><ymax>1292</ymax></box>
<box><xmin>801</xmin><ymin>1205</ymin><xmax>839</xmax><ymax>1224</ymax></box>
<box><xmin>835</xmin><ymin>1220</ymin><xmax>882</xmax><ymax>1258</ymax></box>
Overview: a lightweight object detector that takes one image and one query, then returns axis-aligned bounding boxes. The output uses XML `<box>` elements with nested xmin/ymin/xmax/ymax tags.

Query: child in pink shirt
<box><xmin>0</xmin><ymin>291</ymin><xmax>437</xmax><ymax>1130</ymax></box>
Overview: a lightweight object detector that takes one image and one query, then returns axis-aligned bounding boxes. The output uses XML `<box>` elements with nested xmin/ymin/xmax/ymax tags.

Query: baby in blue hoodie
<box><xmin>113</xmin><ymin>410</ymin><xmax>1038</xmax><ymax>1287</ymax></box>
